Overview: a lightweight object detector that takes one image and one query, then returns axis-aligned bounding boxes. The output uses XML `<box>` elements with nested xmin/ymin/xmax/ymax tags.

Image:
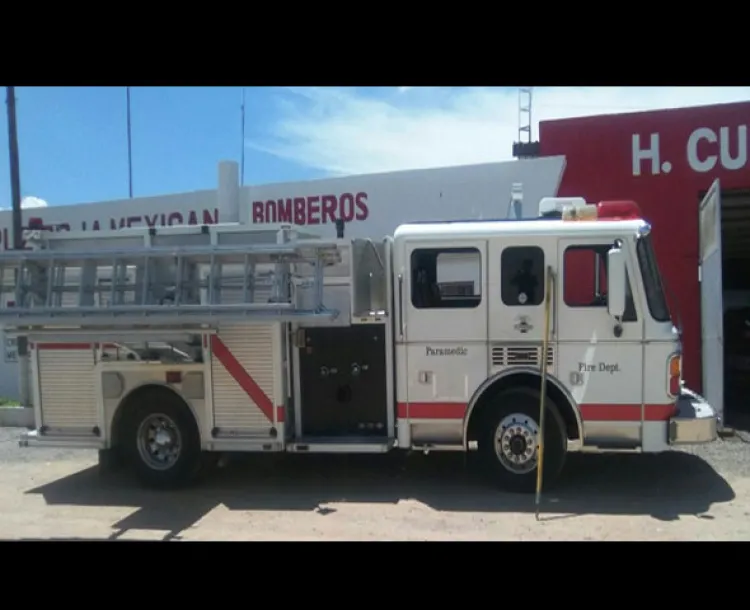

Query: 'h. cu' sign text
<box><xmin>632</xmin><ymin>125</ymin><xmax>748</xmax><ymax>176</ymax></box>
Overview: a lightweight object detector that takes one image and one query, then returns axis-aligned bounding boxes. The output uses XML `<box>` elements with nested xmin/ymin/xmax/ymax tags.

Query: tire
<box><xmin>122</xmin><ymin>391</ymin><xmax>206</xmax><ymax>490</ymax></box>
<box><xmin>477</xmin><ymin>387</ymin><xmax>567</xmax><ymax>494</ymax></box>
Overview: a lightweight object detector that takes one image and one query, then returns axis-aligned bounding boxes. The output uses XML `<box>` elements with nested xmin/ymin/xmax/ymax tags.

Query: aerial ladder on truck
<box><xmin>0</xmin><ymin>158</ymin><xmax>344</xmax><ymax>334</ymax></box>
<box><xmin>0</xmin><ymin>221</ymin><xmax>341</xmax><ymax>328</ymax></box>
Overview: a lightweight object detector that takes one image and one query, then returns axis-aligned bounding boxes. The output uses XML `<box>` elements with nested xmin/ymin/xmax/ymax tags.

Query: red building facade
<box><xmin>539</xmin><ymin>100</ymin><xmax>750</xmax><ymax>393</ymax></box>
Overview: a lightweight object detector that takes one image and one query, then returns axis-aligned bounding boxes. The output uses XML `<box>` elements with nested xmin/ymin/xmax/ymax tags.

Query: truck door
<box><xmin>699</xmin><ymin>179</ymin><xmax>723</xmax><ymax>422</ymax></box>
<box><xmin>487</xmin><ymin>238</ymin><xmax>557</xmax><ymax>372</ymax></box>
<box><xmin>556</xmin><ymin>237</ymin><xmax>644</xmax><ymax>438</ymax></box>
<box><xmin>402</xmin><ymin>239</ymin><xmax>488</xmax><ymax>421</ymax></box>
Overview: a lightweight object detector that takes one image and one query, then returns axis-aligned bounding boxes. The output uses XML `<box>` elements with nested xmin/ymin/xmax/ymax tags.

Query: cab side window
<box><xmin>410</xmin><ymin>247</ymin><xmax>481</xmax><ymax>309</ymax></box>
<box><xmin>563</xmin><ymin>245</ymin><xmax>637</xmax><ymax>322</ymax></box>
<box><xmin>501</xmin><ymin>246</ymin><xmax>545</xmax><ymax>306</ymax></box>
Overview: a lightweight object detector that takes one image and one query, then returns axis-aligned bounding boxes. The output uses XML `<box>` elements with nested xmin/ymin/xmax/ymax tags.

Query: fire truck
<box><xmin>0</xmin><ymin>164</ymin><xmax>718</xmax><ymax>493</ymax></box>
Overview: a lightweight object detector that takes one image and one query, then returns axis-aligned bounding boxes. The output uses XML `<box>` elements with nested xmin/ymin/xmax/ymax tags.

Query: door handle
<box><xmin>398</xmin><ymin>274</ymin><xmax>405</xmax><ymax>339</ymax></box>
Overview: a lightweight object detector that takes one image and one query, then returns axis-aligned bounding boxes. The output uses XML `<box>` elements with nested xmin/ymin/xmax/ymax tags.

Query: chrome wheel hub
<box><xmin>136</xmin><ymin>414</ymin><xmax>182</xmax><ymax>471</ymax></box>
<box><xmin>494</xmin><ymin>413</ymin><xmax>539</xmax><ymax>474</ymax></box>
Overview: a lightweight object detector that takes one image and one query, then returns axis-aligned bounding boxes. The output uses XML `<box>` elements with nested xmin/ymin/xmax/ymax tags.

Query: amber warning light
<box><xmin>562</xmin><ymin>200</ymin><xmax>642</xmax><ymax>222</ymax></box>
<box><xmin>668</xmin><ymin>353</ymin><xmax>682</xmax><ymax>397</ymax></box>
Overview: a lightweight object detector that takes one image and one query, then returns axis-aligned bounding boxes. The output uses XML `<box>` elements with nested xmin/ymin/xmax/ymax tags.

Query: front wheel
<box><xmin>478</xmin><ymin>387</ymin><xmax>567</xmax><ymax>494</ymax></box>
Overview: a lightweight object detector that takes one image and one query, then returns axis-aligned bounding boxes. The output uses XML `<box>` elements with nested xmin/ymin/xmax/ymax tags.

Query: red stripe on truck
<box><xmin>397</xmin><ymin>402</ymin><xmax>677</xmax><ymax>422</ymax></box>
<box><xmin>210</xmin><ymin>335</ymin><xmax>277</xmax><ymax>423</ymax></box>
<box><xmin>397</xmin><ymin>402</ymin><xmax>466</xmax><ymax>419</ymax></box>
<box><xmin>36</xmin><ymin>342</ymin><xmax>92</xmax><ymax>350</ymax></box>
<box><xmin>579</xmin><ymin>404</ymin><xmax>677</xmax><ymax>422</ymax></box>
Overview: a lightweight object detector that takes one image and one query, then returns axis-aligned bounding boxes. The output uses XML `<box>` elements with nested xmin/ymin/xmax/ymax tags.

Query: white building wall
<box><xmin>241</xmin><ymin>157</ymin><xmax>566</xmax><ymax>239</ymax></box>
<box><xmin>0</xmin><ymin>156</ymin><xmax>566</xmax><ymax>400</ymax></box>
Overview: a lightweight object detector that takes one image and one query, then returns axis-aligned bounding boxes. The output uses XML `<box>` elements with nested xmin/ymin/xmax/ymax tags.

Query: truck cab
<box><xmin>392</xmin><ymin>198</ymin><xmax>717</xmax><ymax>492</ymax></box>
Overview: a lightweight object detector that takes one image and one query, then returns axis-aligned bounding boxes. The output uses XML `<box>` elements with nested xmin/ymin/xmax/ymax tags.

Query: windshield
<box><xmin>636</xmin><ymin>234</ymin><xmax>671</xmax><ymax>322</ymax></box>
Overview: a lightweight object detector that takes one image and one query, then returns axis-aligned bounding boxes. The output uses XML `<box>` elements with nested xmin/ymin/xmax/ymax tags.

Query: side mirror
<box><xmin>607</xmin><ymin>247</ymin><xmax>626</xmax><ymax>319</ymax></box>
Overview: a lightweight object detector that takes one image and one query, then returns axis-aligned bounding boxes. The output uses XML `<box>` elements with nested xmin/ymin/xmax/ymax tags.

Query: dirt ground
<box><xmin>1</xmin><ymin>427</ymin><xmax>749</xmax><ymax>541</ymax></box>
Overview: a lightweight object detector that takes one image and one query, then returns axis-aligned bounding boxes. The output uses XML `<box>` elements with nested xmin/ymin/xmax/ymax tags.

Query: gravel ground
<box><xmin>0</xmin><ymin>427</ymin><xmax>749</xmax><ymax>541</ymax></box>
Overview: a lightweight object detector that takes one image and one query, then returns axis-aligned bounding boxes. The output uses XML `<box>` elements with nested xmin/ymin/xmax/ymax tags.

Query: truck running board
<box><xmin>567</xmin><ymin>440</ymin><xmax>642</xmax><ymax>453</ymax></box>
<box><xmin>287</xmin><ymin>438</ymin><xmax>395</xmax><ymax>454</ymax></box>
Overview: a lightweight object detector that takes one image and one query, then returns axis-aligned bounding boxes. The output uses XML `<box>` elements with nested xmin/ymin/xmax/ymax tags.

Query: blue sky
<box><xmin>0</xmin><ymin>86</ymin><xmax>329</xmax><ymax>206</ymax></box>
<box><xmin>1</xmin><ymin>86</ymin><xmax>748</xmax><ymax>209</ymax></box>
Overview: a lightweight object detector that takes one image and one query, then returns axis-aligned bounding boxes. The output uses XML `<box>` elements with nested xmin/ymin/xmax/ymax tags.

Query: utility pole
<box><xmin>5</xmin><ymin>86</ymin><xmax>30</xmax><ymax>408</ymax></box>
<box><xmin>240</xmin><ymin>87</ymin><xmax>246</xmax><ymax>186</ymax></box>
<box><xmin>126</xmin><ymin>87</ymin><xmax>133</xmax><ymax>198</ymax></box>
<box><xmin>6</xmin><ymin>87</ymin><xmax>22</xmax><ymax>249</ymax></box>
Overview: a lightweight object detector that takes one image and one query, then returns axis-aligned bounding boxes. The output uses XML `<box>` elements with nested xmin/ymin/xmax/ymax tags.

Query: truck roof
<box><xmin>393</xmin><ymin>217</ymin><xmax>648</xmax><ymax>242</ymax></box>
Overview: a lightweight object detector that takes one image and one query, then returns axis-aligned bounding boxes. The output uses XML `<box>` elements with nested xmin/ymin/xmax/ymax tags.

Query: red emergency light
<box><xmin>561</xmin><ymin>199</ymin><xmax>643</xmax><ymax>222</ymax></box>
<box><xmin>596</xmin><ymin>200</ymin><xmax>642</xmax><ymax>221</ymax></box>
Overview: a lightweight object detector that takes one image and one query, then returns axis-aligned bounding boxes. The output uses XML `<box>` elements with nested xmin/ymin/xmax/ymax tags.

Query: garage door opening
<box><xmin>699</xmin><ymin>182</ymin><xmax>750</xmax><ymax>431</ymax></box>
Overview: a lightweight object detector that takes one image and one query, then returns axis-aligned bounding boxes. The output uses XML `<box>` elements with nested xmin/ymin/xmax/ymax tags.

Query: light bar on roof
<box><xmin>538</xmin><ymin>197</ymin><xmax>587</xmax><ymax>218</ymax></box>
<box><xmin>561</xmin><ymin>200</ymin><xmax>643</xmax><ymax>222</ymax></box>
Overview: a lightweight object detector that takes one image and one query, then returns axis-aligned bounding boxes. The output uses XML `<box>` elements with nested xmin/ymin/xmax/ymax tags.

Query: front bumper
<box><xmin>668</xmin><ymin>388</ymin><xmax>719</xmax><ymax>445</ymax></box>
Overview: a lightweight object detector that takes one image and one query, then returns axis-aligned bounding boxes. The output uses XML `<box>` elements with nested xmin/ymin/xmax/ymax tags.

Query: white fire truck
<box><xmin>0</xmin><ymin>163</ymin><xmax>718</xmax><ymax>493</ymax></box>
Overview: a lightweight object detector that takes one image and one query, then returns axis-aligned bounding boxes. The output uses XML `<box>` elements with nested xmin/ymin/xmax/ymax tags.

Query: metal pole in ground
<box><xmin>535</xmin><ymin>266</ymin><xmax>554</xmax><ymax>520</ymax></box>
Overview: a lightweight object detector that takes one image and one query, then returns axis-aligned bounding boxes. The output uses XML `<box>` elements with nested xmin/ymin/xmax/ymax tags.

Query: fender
<box><xmin>110</xmin><ymin>380</ymin><xmax>201</xmax><ymax>443</ymax></box>
<box><xmin>461</xmin><ymin>366</ymin><xmax>583</xmax><ymax>448</ymax></box>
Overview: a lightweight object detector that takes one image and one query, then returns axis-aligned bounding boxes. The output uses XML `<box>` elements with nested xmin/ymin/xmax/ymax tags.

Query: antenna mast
<box><xmin>518</xmin><ymin>87</ymin><xmax>532</xmax><ymax>148</ymax></box>
<box><xmin>512</xmin><ymin>87</ymin><xmax>540</xmax><ymax>159</ymax></box>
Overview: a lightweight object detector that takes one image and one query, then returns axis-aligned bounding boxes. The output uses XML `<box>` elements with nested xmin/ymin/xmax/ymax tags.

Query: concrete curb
<box><xmin>0</xmin><ymin>406</ymin><xmax>33</xmax><ymax>428</ymax></box>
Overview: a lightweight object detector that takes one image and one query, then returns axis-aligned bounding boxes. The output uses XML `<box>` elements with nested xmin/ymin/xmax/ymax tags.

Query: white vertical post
<box><xmin>217</xmin><ymin>160</ymin><xmax>240</xmax><ymax>224</ymax></box>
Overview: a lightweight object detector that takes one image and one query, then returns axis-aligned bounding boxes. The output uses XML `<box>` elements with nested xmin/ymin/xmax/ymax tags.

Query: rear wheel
<box><xmin>122</xmin><ymin>392</ymin><xmax>207</xmax><ymax>489</ymax></box>
<box><xmin>477</xmin><ymin>387</ymin><xmax>567</xmax><ymax>494</ymax></box>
